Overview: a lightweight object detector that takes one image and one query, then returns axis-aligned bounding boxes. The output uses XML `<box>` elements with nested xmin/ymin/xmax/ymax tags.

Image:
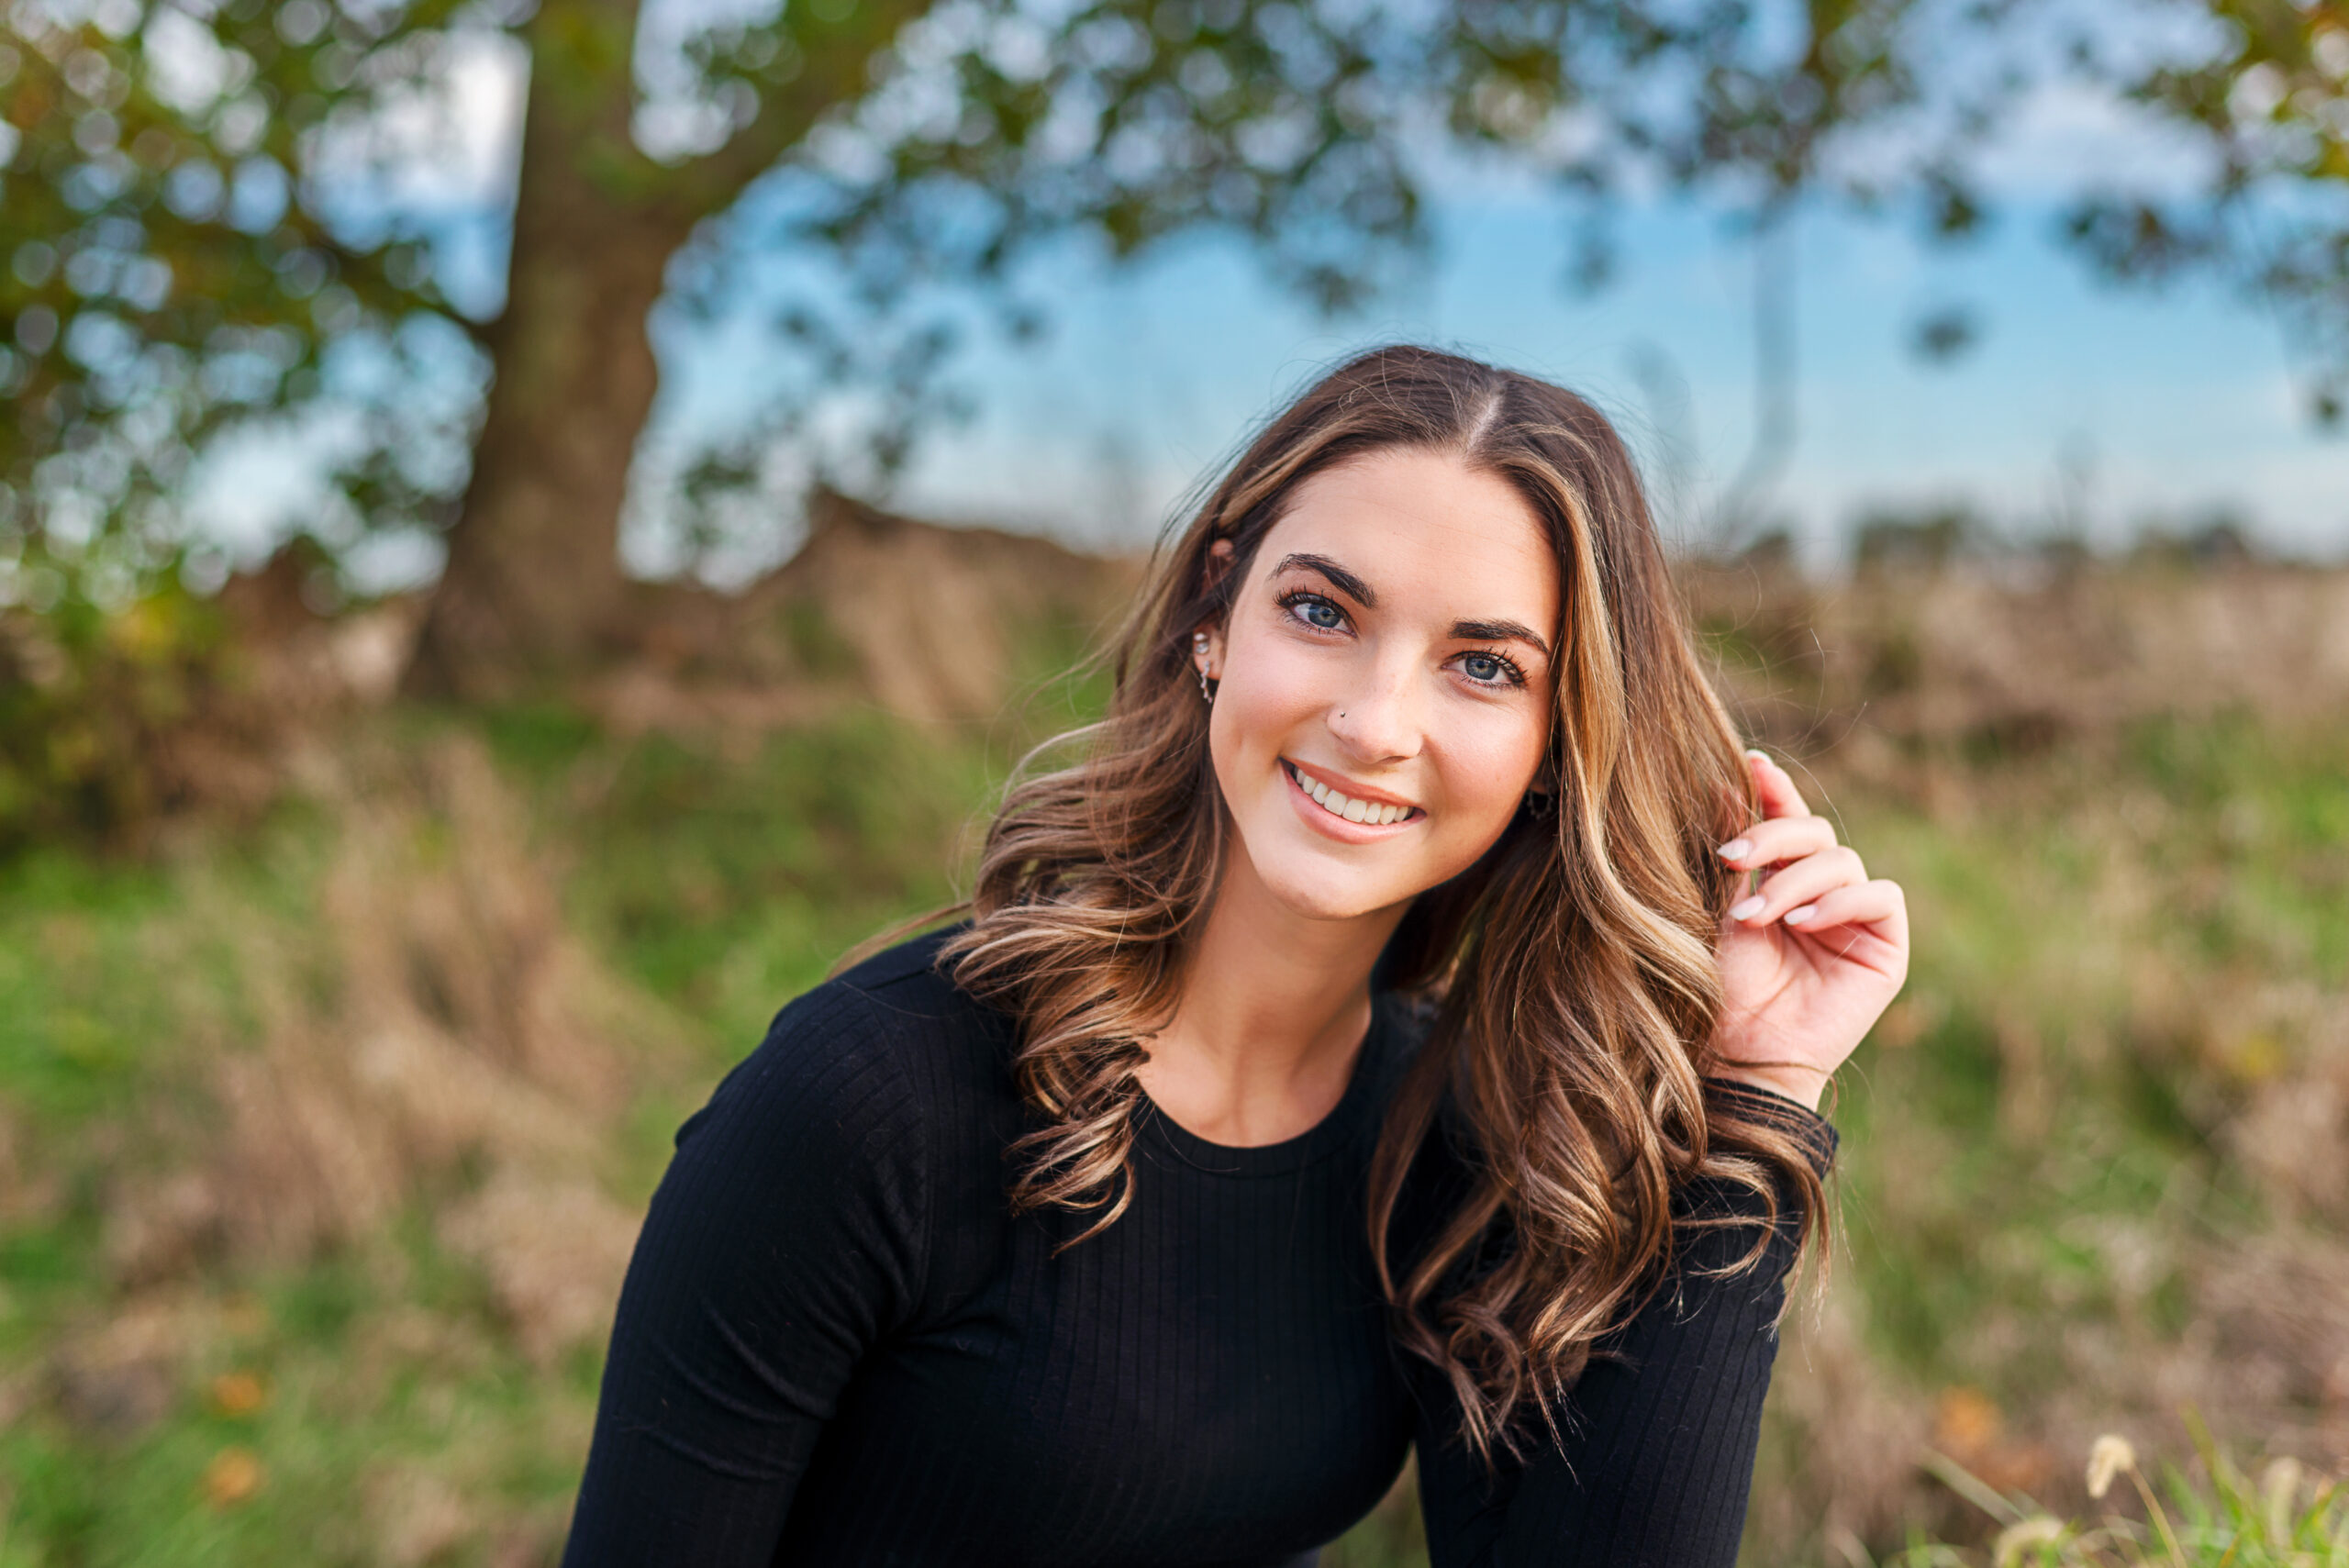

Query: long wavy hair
<box><xmin>939</xmin><ymin>344</ymin><xmax>1826</xmax><ymax>1455</ymax></box>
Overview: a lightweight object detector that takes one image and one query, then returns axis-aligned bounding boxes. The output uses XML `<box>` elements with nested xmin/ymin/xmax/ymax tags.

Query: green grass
<box><xmin>0</xmin><ymin>703</ymin><xmax>2343</xmax><ymax>1564</ymax></box>
<box><xmin>484</xmin><ymin>708</ymin><xmax>989</xmax><ymax>1040</ymax></box>
<box><xmin>0</xmin><ymin>697</ymin><xmax>1057</xmax><ymax>1565</ymax></box>
<box><xmin>1822</xmin><ymin>717</ymin><xmax>2349</xmax><ymax>1381</ymax></box>
<box><xmin>1887</xmin><ymin>1427</ymin><xmax>2349</xmax><ymax>1565</ymax></box>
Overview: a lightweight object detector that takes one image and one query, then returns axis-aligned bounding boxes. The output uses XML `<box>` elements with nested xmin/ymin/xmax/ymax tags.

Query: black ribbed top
<box><xmin>562</xmin><ymin>929</ymin><xmax>1832</xmax><ymax>1567</ymax></box>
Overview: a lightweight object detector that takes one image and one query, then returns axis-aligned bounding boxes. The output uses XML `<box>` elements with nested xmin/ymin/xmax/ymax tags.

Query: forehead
<box><xmin>1256</xmin><ymin>448</ymin><xmax>1561</xmax><ymax>628</ymax></box>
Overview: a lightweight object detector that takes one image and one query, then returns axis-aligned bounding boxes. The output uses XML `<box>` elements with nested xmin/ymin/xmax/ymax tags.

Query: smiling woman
<box><xmin>561</xmin><ymin>347</ymin><xmax>1909</xmax><ymax>1567</ymax></box>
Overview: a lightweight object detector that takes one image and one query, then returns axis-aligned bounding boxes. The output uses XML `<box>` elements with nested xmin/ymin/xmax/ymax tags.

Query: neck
<box><xmin>1137</xmin><ymin>846</ymin><xmax>1409</xmax><ymax>1147</ymax></box>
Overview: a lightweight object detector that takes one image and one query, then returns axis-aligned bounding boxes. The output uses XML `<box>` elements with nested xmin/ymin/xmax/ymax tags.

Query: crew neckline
<box><xmin>1136</xmin><ymin>995</ymin><xmax>1397</xmax><ymax>1178</ymax></box>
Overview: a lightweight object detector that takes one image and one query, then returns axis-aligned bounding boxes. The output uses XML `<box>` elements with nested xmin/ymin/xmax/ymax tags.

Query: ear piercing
<box><xmin>1193</xmin><ymin>632</ymin><xmax>1213</xmax><ymax>705</ymax></box>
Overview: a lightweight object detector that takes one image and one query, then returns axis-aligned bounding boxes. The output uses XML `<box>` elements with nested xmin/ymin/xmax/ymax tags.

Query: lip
<box><xmin>1282</xmin><ymin>759</ymin><xmax>1423</xmax><ymax>842</ymax></box>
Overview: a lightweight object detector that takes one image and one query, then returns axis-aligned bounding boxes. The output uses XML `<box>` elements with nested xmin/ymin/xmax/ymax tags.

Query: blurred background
<box><xmin>3</xmin><ymin>0</ymin><xmax>2347</xmax><ymax>1562</ymax></box>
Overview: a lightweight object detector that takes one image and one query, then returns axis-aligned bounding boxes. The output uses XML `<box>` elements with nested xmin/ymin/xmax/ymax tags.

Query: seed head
<box><xmin>1993</xmin><ymin>1515</ymin><xmax>2065</xmax><ymax>1566</ymax></box>
<box><xmin>2085</xmin><ymin>1433</ymin><xmax>2136</xmax><ymax>1500</ymax></box>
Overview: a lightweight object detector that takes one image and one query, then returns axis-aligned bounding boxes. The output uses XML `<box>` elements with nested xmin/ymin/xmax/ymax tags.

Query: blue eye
<box><xmin>1457</xmin><ymin>651</ymin><xmax>1523</xmax><ymax>687</ymax></box>
<box><xmin>1278</xmin><ymin>590</ymin><xmax>1349</xmax><ymax>631</ymax></box>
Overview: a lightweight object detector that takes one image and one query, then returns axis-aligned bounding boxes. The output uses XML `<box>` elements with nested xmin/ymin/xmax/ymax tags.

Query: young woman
<box><xmin>562</xmin><ymin>346</ymin><xmax>1909</xmax><ymax>1567</ymax></box>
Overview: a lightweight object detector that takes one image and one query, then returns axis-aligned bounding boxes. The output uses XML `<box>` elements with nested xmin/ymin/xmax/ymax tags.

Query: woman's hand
<box><xmin>1709</xmin><ymin>750</ymin><xmax>1909</xmax><ymax>1112</ymax></box>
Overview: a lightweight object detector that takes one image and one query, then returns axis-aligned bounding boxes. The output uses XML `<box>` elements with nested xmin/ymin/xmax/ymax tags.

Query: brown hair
<box><xmin>940</xmin><ymin>344</ymin><xmax>1825</xmax><ymax>1455</ymax></box>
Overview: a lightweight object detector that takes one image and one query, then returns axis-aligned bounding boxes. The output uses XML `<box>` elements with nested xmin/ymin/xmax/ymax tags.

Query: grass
<box><xmin>0</xmin><ymin>699</ymin><xmax>2343</xmax><ymax>1565</ymax></box>
<box><xmin>1885</xmin><ymin>1424</ymin><xmax>2349</xmax><ymax>1565</ymax></box>
<box><xmin>1838</xmin><ymin>717</ymin><xmax>2349</xmax><ymax>1363</ymax></box>
<box><xmin>0</xmin><ymin>695</ymin><xmax>1067</xmax><ymax>1566</ymax></box>
<box><xmin>477</xmin><ymin>703</ymin><xmax>996</xmax><ymax>1050</ymax></box>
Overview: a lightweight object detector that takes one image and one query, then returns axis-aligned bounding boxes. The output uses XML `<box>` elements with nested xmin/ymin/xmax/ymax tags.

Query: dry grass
<box><xmin>3</xmin><ymin>547</ymin><xmax>2346</xmax><ymax>1565</ymax></box>
<box><xmin>1684</xmin><ymin>556</ymin><xmax>2349</xmax><ymax>754</ymax></box>
<box><xmin>96</xmin><ymin>732</ymin><xmax>667</xmax><ymax>1362</ymax></box>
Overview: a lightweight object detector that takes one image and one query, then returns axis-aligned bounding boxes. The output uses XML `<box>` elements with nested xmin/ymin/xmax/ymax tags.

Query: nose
<box><xmin>1326</xmin><ymin>651</ymin><xmax>1421</xmax><ymax>764</ymax></box>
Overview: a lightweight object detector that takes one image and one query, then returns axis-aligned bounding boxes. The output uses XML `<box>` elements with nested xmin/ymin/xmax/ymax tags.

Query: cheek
<box><xmin>1208</xmin><ymin>633</ymin><xmax>1330</xmax><ymax>766</ymax></box>
<box><xmin>1428</xmin><ymin>708</ymin><xmax>1549</xmax><ymax>838</ymax></box>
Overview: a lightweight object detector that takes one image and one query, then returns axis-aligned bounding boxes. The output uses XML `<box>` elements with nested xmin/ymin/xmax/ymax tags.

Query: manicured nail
<box><xmin>1786</xmin><ymin>905</ymin><xmax>1817</xmax><ymax>925</ymax></box>
<box><xmin>1718</xmin><ymin>839</ymin><xmax>1752</xmax><ymax>862</ymax></box>
<box><xmin>1730</xmin><ymin>896</ymin><xmax>1765</xmax><ymax>921</ymax></box>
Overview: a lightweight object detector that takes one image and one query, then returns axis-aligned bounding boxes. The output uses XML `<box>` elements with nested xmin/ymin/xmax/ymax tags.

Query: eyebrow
<box><xmin>1452</xmin><ymin>618</ymin><xmax>1552</xmax><ymax>660</ymax></box>
<box><xmin>1273</xmin><ymin>552</ymin><xmax>1376</xmax><ymax>607</ymax></box>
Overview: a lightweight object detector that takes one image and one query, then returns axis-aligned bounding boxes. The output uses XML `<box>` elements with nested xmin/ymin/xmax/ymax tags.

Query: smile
<box><xmin>1283</xmin><ymin>761</ymin><xmax>1421</xmax><ymax>828</ymax></box>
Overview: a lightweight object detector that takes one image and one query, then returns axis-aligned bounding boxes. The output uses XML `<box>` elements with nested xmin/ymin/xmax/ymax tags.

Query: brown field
<box><xmin>2</xmin><ymin>506</ymin><xmax>2343</xmax><ymax>1564</ymax></box>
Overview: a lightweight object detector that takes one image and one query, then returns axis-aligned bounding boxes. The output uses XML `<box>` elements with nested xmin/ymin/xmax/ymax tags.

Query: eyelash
<box><xmin>1456</xmin><ymin>648</ymin><xmax>1529</xmax><ymax>689</ymax></box>
<box><xmin>1275</xmin><ymin>587</ymin><xmax>1350</xmax><ymax>633</ymax></box>
<box><xmin>1273</xmin><ymin>588</ymin><xmax>1529</xmax><ymax>689</ymax></box>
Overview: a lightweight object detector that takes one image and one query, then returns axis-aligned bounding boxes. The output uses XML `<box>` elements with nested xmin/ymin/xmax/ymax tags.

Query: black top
<box><xmin>562</xmin><ymin>929</ymin><xmax>1834</xmax><ymax>1567</ymax></box>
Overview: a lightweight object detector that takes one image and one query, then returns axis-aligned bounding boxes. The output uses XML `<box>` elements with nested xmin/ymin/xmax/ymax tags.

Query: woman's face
<box><xmin>1202</xmin><ymin>447</ymin><xmax>1562</xmax><ymax>924</ymax></box>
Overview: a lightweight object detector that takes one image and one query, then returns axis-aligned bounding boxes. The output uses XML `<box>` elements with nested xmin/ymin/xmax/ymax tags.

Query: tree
<box><xmin>2</xmin><ymin>0</ymin><xmax>2342</xmax><ymax>698</ymax></box>
<box><xmin>2059</xmin><ymin>0</ymin><xmax>2349</xmax><ymax>424</ymax></box>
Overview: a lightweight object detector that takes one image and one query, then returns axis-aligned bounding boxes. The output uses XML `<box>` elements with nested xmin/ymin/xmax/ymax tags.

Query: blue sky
<box><xmin>645</xmin><ymin>187</ymin><xmax>2346</xmax><ymax>571</ymax></box>
<box><xmin>191</xmin><ymin>23</ymin><xmax>2349</xmax><ymax>583</ymax></box>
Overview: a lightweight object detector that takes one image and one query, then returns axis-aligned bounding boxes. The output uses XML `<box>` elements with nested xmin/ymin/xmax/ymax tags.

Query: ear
<box><xmin>1190</xmin><ymin>620</ymin><xmax>1227</xmax><ymax>681</ymax></box>
<box><xmin>1192</xmin><ymin>539</ymin><xmax>1239</xmax><ymax>680</ymax></box>
<box><xmin>1201</xmin><ymin>537</ymin><xmax>1237</xmax><ymax>593</ymax></box>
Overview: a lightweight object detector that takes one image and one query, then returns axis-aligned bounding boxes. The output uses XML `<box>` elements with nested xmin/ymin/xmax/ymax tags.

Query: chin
<box><xmin>1263</xmin><ymin>874</ymin><xmax>1399</xmax><ymax>924</ymax></box>
<box><xmin>1240</xmin><ymin>834</ymin><xmax>1426</xmax><ymax>923</ymax></box>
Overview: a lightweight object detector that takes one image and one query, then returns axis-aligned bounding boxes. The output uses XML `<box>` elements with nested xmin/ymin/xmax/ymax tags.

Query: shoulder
<box><xmin>626</xmin><ymin>933</ymin><xmax>1003</xmax><ymax>1346</ymax></box>
<box><xmin>674</xmin><ymin>924</ymin><xmax>1018</xmax><ymax>1179</ymax></box>
<box><xmin>826</xmin><ymin>923</ymin><xmax>990</xmax><ymax>1024</ymax></box>
<box><xmin>821</xmin><ymin>923</ymin><xmax>1021</xmax><ymax>1113</ymax></box>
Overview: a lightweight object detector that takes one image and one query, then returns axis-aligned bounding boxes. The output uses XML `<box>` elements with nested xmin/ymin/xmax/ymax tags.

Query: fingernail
<box><xmin>1786</xmin><ymin>905</ymin><xmax>1816</xmax><ymax>925</ymax></box>
<box><xmin>1743</xmin><ymin>748</ymin><xmax>1771</xmax><ymax>764</ymax></box>
<box><xmin>1730</xmin><ymin>896</ymin><xmax>1765</xmax><ymax>921</ymax></box>
<box><xmin>1717</xmin><ymin>839</ymin><xmax>1752</xmax><ymax>862</ymax></box>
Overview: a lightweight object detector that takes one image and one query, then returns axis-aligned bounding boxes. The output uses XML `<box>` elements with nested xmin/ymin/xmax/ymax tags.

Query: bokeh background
<box><xmin>4</xmin><ymin>0</ymin><xmax>2348</xmax><ymax>1562</ymax></box>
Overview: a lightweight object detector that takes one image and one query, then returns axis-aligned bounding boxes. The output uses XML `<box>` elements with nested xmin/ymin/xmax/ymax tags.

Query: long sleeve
<box><xmin>1414</xmin><ymin>1083</ymin><xmax>1835</xmax><ymax>1568</ymax></box>
<box><xmin>561</xmin><ymin>985</ymin><xmax>931</xmax><ymax>1566</ymax></box>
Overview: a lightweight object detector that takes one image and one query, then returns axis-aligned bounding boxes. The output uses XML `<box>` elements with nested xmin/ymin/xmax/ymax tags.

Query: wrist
<box><xmin>1706</xmin><ymin>1062</ymin><xmax>1828</xmax><ymax>1114</ymax></box>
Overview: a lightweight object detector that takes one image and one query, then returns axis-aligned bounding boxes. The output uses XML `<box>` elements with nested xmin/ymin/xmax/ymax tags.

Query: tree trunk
<box><xmin>403</xmin><ymin>0</ymin><xmax>934</xmax><ymax>700</ymax></box>
<box><xmin>406</xmin><ymin>0</ymin><xmax>691</xmax><ymax>700</ymax></box>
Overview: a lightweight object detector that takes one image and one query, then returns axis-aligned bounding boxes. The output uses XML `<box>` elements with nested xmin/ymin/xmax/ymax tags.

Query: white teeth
<box><xmin>1291</xmin><ymin>763</ymin><xmax>1411</xmax><ymax>827</ymax></box>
